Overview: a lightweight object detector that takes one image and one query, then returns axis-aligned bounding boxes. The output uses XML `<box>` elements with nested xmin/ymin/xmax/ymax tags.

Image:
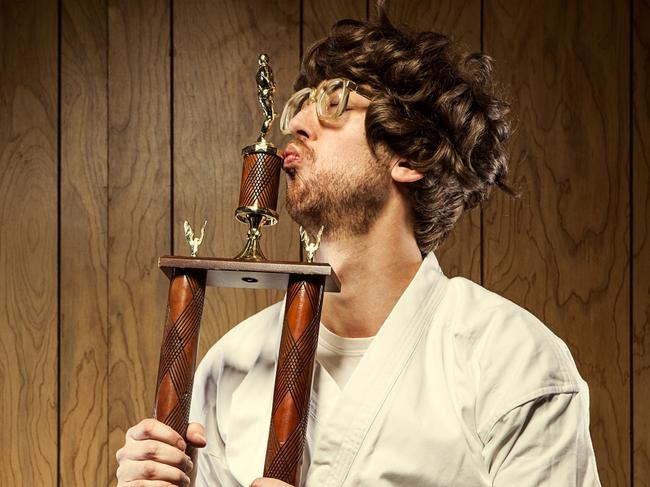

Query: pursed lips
<box><xmin>283</xmin><ymin>143</ymin><xmax>302</xmax><ymax>170</ymax></box>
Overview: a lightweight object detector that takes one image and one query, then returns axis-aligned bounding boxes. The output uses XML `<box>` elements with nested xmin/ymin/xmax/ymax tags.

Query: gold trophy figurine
<box><xmin>235</xmin><ymin>54</ymin><xmax>283</xmax><ymax>261</ymax></box>
<box><xmin>256</xmin><ymin>53</ymin><xmax>275</xmax><ymax>144</ymax></box>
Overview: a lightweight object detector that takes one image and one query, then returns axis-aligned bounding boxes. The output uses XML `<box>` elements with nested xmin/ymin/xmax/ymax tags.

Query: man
<box><xmin>116</xmin><ymin>3</ymin><xmax>601</xmax><ymax>486</ymax></box>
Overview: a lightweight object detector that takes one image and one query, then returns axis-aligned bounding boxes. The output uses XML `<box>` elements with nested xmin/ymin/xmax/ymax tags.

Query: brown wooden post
<box><xmin>153</xmin><ymin>268</ymin><xmax>207</xmax><ymax>438</ymax></box>
<box><xmin>264</xmin><ymin>273</ymin><xmax>326</xmax><ymax>485</ymax></box>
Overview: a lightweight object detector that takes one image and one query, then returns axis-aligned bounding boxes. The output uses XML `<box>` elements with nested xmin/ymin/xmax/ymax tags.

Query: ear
<box><xmin>391</xmin><ymin>160</ymin><xmax>425</xmax><ymax>183</ymax></box>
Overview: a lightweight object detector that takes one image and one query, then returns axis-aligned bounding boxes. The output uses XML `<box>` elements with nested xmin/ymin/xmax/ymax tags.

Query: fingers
<box><xmin>116</xmin><ymin>459</ymin><xmax>191</xmax><ymax>487</ymax></box>
<box><xmin>126</xmin><ymin>418</ymin><xmax>187</xmax><ymax>450</ymax></box>
<box><xmin>116</xmin><ymin>418</ymin><xmax>203</xmax><ymax>486</ymax></box>
<box><xmin>186</xmin><ymin>422</ymin><xmax>207</xmax><ymax>448</ymax></box>
<box><xmin>116</xmin><ymin>438</ymin><xmax>192</xmax><ymax>471</ymax></box>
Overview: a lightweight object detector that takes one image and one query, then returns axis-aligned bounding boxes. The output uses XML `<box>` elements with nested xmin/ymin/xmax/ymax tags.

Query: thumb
<box><xmin>186</xmin><ymin>422</ymin><xmax>207</xmax><ymax>448</ymax></box>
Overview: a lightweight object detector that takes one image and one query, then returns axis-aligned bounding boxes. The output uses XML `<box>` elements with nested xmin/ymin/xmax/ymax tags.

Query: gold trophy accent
<box><xmin>299</xmin><ymin>226</ymin><xmax>324</xmax><ymax>263</ymax></box>
<box><xmin>256</xmin><ymin>53</ymin><xmax>275</xmax><ymax>145</ymax></box>
<box><xmin>184</xmin><ymin>220</ymin><xmax>207</xmax><ymax>257</ymax></box>
<box><xmin>235</xmin><ymin>54</ymin><xmax>283</xmax><ymax>261</ymax></box>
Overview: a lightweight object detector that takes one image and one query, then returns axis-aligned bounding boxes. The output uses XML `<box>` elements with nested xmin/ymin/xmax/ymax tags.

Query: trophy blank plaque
<box><xmin>153</xmin><ymin>256</ymin><xmax>340</xmax><ymax>486</ymax></box>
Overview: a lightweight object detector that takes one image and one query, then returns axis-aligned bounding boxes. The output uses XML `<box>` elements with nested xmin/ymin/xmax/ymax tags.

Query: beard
<box><xmin>285</xmin><ymin>141</ymin><xmax>391</xmax><ymax>239</ymax></box>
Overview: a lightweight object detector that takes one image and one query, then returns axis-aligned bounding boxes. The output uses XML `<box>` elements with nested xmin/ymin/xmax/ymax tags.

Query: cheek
<box><xmin>317</xmin><ymin>135</ymin><xmax>373</xmax><ymax>171</ymax></box>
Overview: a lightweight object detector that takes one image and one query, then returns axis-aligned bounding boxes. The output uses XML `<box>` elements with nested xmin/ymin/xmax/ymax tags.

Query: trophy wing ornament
<box><xmin>299</xmin><ymin>226</ymin><xmax>325</xmax><ymax>263</ymax></box>
<box><xmin>183</xmin><ymin>220</ymin><xmax>207</xmax><ymax>257</ymax></box>
<box><xmin>183</xmin><ymin>221</ymin><xmax>194</xmax><ymax>242</ymax></box>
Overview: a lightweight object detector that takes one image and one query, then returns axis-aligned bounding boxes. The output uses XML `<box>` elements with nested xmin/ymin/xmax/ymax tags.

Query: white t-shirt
<box><xmin>316</xmin><ymin>325</ymin><xmax>373</xmax><ymax>390</ymax></box>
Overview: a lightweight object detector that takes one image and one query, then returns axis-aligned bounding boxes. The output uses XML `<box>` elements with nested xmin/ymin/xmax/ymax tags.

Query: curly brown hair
<box><xmin>295</xmin><ymin>1</ymin><xmax>517</xmax><ymax>254</ymax></box>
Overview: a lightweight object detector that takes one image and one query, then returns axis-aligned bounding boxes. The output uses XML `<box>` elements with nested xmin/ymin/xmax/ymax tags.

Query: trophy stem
<box><xmin>264</xmin><ymin>274</ymin><xmax>326</xmax><ymax>485</ymax></box>
<box><xmin>235</xmin><ymin>213</ymin><xmax>267</xmax><ymax>261</ymax></box>
<box><xmin>153</xmin><ymin>268</ymin><xmax>207</xmax><ymax>437</ymax></box>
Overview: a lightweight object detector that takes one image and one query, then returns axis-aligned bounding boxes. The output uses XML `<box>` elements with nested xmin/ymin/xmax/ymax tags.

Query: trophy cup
<box><xmin>152</xmin><ymin>54</ymin><xmax>339</xmax><ymax>487</ymax></box>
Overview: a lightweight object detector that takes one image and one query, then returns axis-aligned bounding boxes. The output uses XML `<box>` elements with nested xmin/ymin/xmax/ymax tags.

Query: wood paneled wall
<box><xmin>1</xmin><ymin>1</ymin><xmax>58</xmax><ymax>485</ymax></box>
<box><xmin>634</xmin><ymin>0</ymin><xmax>650</xmax><ymax>484</ymax></box>
<box><xmin>0</xmin><ymin>0</ymin><xmax>646</xmax><ymax>485</ymax></box>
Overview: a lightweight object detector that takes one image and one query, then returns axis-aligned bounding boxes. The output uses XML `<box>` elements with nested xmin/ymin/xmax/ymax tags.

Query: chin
<box><xmin>285</xmin><ymin>179</ymin><xmax>311</xmax><ymax>210</ymax></box>
<box><xmin>285</xmin><ymin>198</ymin><xmax>324</xmax><ymax>234</ymax></box>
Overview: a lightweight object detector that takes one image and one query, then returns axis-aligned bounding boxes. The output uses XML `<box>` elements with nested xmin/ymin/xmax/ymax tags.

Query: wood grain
<box><xmin>60</xmin><ymin>0</ymin><xmax>109</xmax><ymax>485</ymax></box>
<box><xmin>303</xmin><ymin>0</ymin><xmax>367</xmax><ymax>48</ymax></box>
<box><xmin>634</xmin><ymin>0</ymin><xmax>650</xmax><ymax>484</ymax></box>
<box><xmin>173</xmin><ymin>0</ymin><xmax>300</xmax><ymax>360</ymax></box>
<box><xmin>379</xmin><ymin>0</ymin><xmax>481</xmax><ymax>281</ymax></box>
<box><xmin>0</xmin><ymin>0</ymin><xmax>58</xmax><ymax>484</ymax></box>
<box><xmin>107</xmin><ymin>0</ymin><xmax>171</xmax><ymax>484</ymax></box>
<box><xmin>483</xmin><ymin>1</ymin><xmax>630</xmax><ymax>484</ymax></box>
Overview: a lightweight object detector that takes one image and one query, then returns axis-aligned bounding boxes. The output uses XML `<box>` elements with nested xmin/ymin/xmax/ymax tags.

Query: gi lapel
<box><xmin>307</xmin><ymin>253</ymin><xmax>450</xmax><ymax>487</ymax></box>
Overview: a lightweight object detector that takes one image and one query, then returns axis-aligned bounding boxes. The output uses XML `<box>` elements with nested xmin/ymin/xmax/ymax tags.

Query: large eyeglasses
<box><xmin>279</xmin><ymin>78</ymin><xmax>373</xmax><ymax>135</ymax></box>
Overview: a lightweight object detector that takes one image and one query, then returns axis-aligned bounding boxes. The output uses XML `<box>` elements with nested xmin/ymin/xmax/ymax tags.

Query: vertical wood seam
<box><xmin>630</xmin><ymin>0</ymin><xmax>635</xmax><ymax>484</ymax></box>
<box><xmin>299</xmin><ymin>0</ymin><xmax>303</xmax><ymax>62</ymax></box>
<box><xmin>170</xmin><ymin>0</ymin><xmax>175</xmax><ymax>255</ymax></box>
<box><xmin>106</xmin><ymin>0</ymin><xmax>111</xmax><ymax>483</ymax></box>
<box><xmin>56</xmin><ymin>0</ymin><xmax>62</xmax><ymax>485</ymax></box>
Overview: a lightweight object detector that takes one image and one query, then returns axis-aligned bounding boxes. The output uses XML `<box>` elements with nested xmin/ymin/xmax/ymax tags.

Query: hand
<box><xmin>116</xmin><ymin>418</ymin><xmax>207</xmax><ymax>486</ymax></box>
<box><xmin>250</xmin><ymin>478</ymin><xmax>294</xmax><ymax>487</ymax></box>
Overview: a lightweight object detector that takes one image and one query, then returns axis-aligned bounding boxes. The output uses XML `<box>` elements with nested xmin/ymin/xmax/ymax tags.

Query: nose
<box><xmin>287</xmin><ymin>102</ymin><xmax>318</xmax><ymax>140</ymax></box>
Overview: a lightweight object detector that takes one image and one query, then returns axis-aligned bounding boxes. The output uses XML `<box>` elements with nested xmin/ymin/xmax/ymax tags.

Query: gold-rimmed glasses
<box><xmin>279</xmin><ymin>78</ymin><xmax>374</xmax><ymax>135</ymax></box>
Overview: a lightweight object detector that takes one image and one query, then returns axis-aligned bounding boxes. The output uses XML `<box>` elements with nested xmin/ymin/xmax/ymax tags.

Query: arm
<box><xmin>483</xmin><ymin>391</ymin><xmax>601</xmax><ymax>486</ymax></box>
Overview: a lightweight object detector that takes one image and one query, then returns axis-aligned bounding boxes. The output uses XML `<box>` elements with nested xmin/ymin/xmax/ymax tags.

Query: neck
<box><xmin>314</xmin><ymin>189</ymin><xmax>424</xmax><ymax>338</ymax></box>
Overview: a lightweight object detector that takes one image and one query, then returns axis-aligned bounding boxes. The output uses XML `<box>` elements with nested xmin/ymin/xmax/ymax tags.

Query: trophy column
<box><xmin>264</xmin><ymin>274</ymin><xmax>326</xmax><ymax>485</ymax></box>
<box><xmin>153</xmin><ymin>268</ymin><xmax>207</xmax><ymax>438</ymax></box>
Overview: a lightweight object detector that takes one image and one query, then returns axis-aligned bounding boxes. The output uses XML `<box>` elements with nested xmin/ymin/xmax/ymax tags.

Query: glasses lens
<box><xmin>280</xmin><ymin>88</ymin><xmax>311</xmax><ymax>134</ymax></box>
<box><xmin>318</xmin><ymin>79</ymin><xmax>347</xmax><ymax>120</ymax></box>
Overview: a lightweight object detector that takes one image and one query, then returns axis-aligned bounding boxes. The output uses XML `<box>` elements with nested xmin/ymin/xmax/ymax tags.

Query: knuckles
<box><xmin>143</xmin><ymin>440</ymin><xmax>160</xmax><ymax>459</ymax></box>
<box><xmin>126</xmin><ymin>417</ymin><xmax>157</xmax><ymax>440</ymax></box>
<box><xmin>142</xmin><ymin>460</ymin><xmax>158</xmax><ymax>479</ymax></box>
<box><xmin>139</xmin><ymin>418</ymin><xmax>158</xmax><ymax>437</ymax></box>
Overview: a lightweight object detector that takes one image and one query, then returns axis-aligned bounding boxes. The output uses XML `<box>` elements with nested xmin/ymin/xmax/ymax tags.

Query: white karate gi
<box><xmin>190</xmin><ymin>253</ymin><xmax>601</xmax><ymax>486</ymax></box>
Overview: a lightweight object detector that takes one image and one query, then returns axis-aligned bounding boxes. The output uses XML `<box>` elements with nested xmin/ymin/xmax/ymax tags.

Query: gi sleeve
<box><xmin>482</xmin><ymin>387</ymin><xmax>601</xmax><ymax>486</ymax></box>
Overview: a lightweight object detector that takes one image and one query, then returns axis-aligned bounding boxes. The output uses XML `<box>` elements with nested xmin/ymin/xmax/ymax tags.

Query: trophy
<box><xmin>151</xmin><ymin>54</ymin><xmax>338</xmax><ymax>487</ymax></box>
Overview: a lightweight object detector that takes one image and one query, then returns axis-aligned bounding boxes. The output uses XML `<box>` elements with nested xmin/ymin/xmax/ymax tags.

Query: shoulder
<box><xmin>440</xmin><ymin>276</ymin><xmax>586</xmax><ymax>437</ymax></box>
<box><xmin>443</xmin><ymin>276</ymin><xmax>580</xmax><ymax>386</ymax></box>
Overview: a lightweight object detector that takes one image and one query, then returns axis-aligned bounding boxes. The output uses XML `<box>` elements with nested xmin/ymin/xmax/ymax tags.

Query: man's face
<box><xmin>282</xmin><ymin>85</ymin><xmax>392</xmax><ymax>239</ymax></box>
